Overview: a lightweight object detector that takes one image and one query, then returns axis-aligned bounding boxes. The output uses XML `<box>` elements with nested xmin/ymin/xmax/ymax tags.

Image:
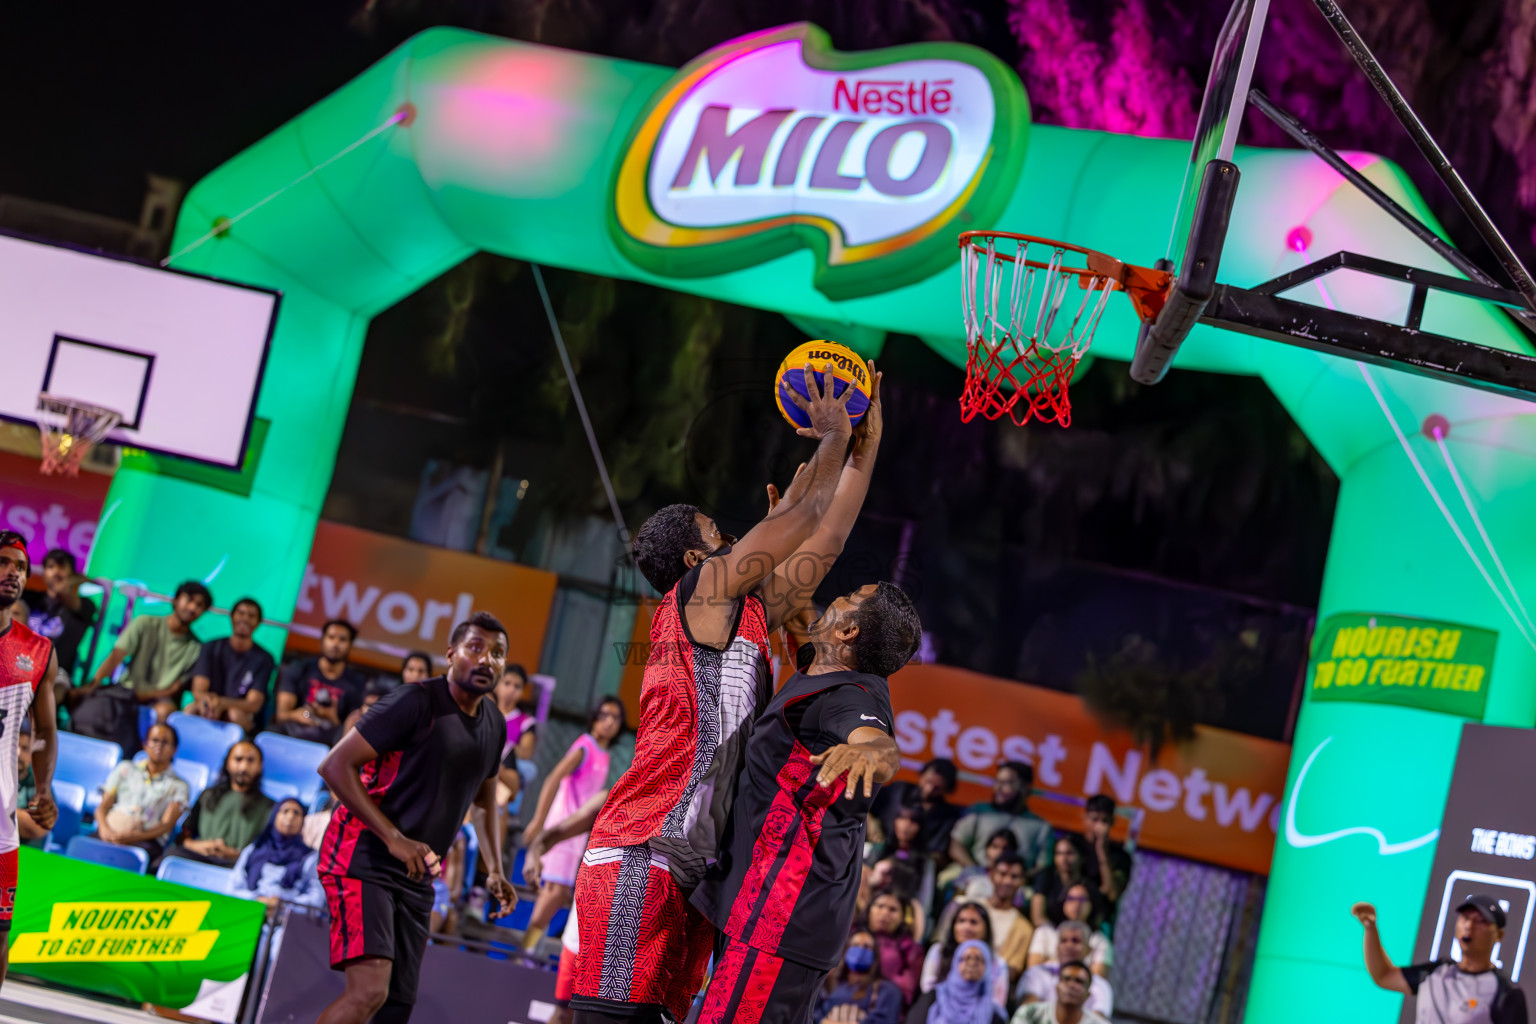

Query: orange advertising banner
<box><xmin>887</xmin><ymin>662</ymin><xmax>1291</xmax><ymax>875</ymax></box>
<box><xmin>292</xmin><ymin>521</ymin><xmax>558</xmax><ymax>673</ymax></box>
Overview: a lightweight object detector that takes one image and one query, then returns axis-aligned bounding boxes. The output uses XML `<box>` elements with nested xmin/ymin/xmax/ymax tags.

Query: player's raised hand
<box><xmin>387</xmin><ymin>834</ymin><xmax>436</xmax><ymax>881</ymax></box>
<box><xmin>1351</xmin><ymin>902</ymin><xmax>1378</xmax><ymax>928</ymax></box>
<box><xmin>785</xmin><ymin>363</ymin><xmax>854</xmax><ymax>440</ymax></box>
<box><xmin>851</xmin><ymin>361</ymin><xmax>882</xmax><ymax>459</ymax></box>
<box><xmin>766</xmin><ymin>463</ymin><xmax>807</xmax><ymax>513</ymax></box>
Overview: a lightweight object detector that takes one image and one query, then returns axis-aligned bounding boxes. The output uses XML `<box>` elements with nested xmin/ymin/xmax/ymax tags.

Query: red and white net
<box><xmin>36</xmin><ymin>394</ymin><xmax>121</xmax><ymax>476</ymax></box>
<box><xmin>959</xmin><ymin>234</ymin><xmax>1118</xmax><ymax>428</ymax></box>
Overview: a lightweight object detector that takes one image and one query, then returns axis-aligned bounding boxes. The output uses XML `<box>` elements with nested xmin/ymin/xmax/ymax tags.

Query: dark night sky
<box><xmin>3</xmin><ymin>2</ymin><xmax>395</xmax><ymax>222</ymax></box>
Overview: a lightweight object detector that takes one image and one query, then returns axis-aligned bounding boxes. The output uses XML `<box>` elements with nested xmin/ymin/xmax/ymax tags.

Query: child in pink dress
<box><xmin>520</xmin><ymin>696</ymin><xmax>626</xmax><ymax>950</ymax></box>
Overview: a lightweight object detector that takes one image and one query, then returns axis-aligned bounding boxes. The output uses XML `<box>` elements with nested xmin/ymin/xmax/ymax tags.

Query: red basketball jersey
<box><xmin>589</xmin><ymin>564</ymin><xmax>772</xmax><ymax>887</ymax></box>
<box><xmin>0</xmin><ymin>620</ymin><xmax>49</xmax><ymax>855</ymax></box>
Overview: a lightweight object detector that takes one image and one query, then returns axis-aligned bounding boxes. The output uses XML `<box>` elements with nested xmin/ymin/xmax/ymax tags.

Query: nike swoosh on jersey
<box><xmin>860</xmin><ymin>714</ymin><xmax>887</xmax><ymax>726</ymax></box>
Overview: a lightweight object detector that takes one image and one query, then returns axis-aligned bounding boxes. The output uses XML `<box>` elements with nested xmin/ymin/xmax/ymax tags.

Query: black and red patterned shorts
<box><xmin>694</xmin><ymin>932</ymin><xmax>825</xmax><ymax>1024</ymax></box>
<box><xmin>571</xmin><ymin>845</ymin><xmax>714</xmax><ymax>1023</ymax></box>
<box><xmin>0</xmin><ymin>847</ymin><xmax>18</xmax><ymax>933</ymax></box>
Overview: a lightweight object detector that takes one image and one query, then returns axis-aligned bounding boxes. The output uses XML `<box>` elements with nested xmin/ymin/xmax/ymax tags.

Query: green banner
<box><xmin>1307</xmin><ymin>612</ymin><xmax>1498</xmax><ymax>719</ymax></box>
<box><xmin>8</xmin><ymin>847</ymin><xmax>265</xmax><ymax>1021</ymax></box>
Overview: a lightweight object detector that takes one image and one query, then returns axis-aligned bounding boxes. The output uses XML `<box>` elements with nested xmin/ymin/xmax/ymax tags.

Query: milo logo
<box><xmin>809</xmin><ymin>349</ymin><xmax>868</xmax><ymax>385</ymax></box>
<box><xmin>611</xmin><ymin>23</ymin><xmax>1029</xmax><ymax>300</ymax></box>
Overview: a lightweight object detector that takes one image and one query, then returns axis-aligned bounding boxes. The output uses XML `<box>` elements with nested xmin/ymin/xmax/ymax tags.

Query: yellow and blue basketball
<box><xmin>774</xmin><ymin>340</ymin><xmax>871</xmax><ymax>431</ymax></box>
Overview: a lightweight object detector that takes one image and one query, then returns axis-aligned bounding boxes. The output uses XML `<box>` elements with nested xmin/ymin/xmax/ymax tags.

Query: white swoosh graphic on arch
<box><xmin>1285</xmin><ymin>735</ymin><xmax>1441</xmax><ymax>856</ymax></box>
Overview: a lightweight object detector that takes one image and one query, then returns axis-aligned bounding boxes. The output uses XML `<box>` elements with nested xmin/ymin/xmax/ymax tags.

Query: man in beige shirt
<box><xmin>983</xmin><ymin>851</ymin><xmax>1034</xmax><ymax>979</ymax></box>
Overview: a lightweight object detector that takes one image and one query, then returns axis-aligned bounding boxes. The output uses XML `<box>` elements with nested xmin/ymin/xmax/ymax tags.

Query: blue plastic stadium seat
<box><xmin>261</xmin><ymin>779</ymin><xmax>301</xmax><ymax>803</ymax></box>
<box><xmin>165</xmin><ymin>712</ymin><xmax>244</xmax><ymax>777</ymax></box>
<box><xmin>132</xmin><ymin>753</ymin><xmax>212</xmax><ymax>810</ymax></box>
<box><xmin>509</xmin><ymin>757</ymin><xmax>537</xmax><ymax>818</ymax></box>
<box><xmin>157</xmin><ymin>856</ymin><xmax>235</xmax><ymax>894</ymax></box>
<box><xmin>66</xmin><ymin>834</ymin><xmax>148</xmax><ymax>874</ymax></box>
<box><xmin>138</xmin><ymin>706</ymin><xmax>155</xmax><ymax>745</ymax></box>
<box><xmin>55</xmin><ymin>732</ymin><xmax>123</xmax><ymax>816</ymax></box>
<box><xmin>44</xmin><ymin>780</ymin><xmax>87</xmax><ymax>853</ymax></box>
<box><xmin>502</xmin><ymin>898</ymin><xmax>535</xmax><ymax>931</ymax></box>
<box><xmin>254</xmin><ymin>732</ymin><xmax>327</xmax><ymax>806</ymax></box>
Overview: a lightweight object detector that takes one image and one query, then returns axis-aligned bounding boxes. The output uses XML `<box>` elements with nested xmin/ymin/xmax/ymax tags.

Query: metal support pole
<box><xmin>1312</xmin><ymin>0</ymin><xmax>1536</xmax><ymax>313</ymax></box>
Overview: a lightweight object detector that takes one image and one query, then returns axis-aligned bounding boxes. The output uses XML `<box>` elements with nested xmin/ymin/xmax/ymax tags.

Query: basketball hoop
<box><xmin>35</xmin><ymin>394</ymin><xmax>121</xmax><ymax>476</ymax></box>
<box><xmin>958</xmin><ymin>232</ymin><xmax>1171</xmax><ymax>427</ymax></box>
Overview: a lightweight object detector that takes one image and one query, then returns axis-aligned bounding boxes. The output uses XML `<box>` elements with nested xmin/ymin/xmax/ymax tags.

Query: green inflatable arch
<box><xmin>91</xmin><ymin>25</ymin><xmax>1536</xmax><ymax>1021</ymax></box>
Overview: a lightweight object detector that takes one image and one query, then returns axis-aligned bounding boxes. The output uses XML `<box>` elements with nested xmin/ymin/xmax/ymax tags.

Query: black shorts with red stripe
<box><xmin>320</xmin><ymin>873</ymin><xmax>433</xmax><ymax>1005</ymax></box>
<box><xmin>694</xmin><ymin>932</ymin><xmax>825</xmax><ymax>1024</ymax></box>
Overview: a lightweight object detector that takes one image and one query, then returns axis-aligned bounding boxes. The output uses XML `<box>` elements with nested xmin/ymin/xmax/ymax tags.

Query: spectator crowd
<box><xmin>20</xmin><ymin>566</ymin><xmax>551</xmax><ymax>932</ymax></box>
<box><xmin>22</xmin><ymin>563</ymin><xmax>1137</xmax><ymax>1024</ymax></box>
<box><xmin>817</xmin><ymin>758</ymin><xmax>1132</xmax><ymax>1024</ymax></box>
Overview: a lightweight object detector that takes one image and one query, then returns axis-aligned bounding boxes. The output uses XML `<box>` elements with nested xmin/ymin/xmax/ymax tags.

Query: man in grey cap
<box><xmin>1353</xmin><ymin>894</ymin><xmax>1528</xmax><ymax>1023</ymax></box>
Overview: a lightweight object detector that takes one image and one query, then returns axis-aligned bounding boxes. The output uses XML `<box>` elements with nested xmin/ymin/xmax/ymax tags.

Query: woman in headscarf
<box><xmin>229</xmin><ymin>798</ymin><xmax>323</xmax><ymax>911</ymax></box>
<box><xmin>920</xmin><ymin>900</ymin><xmax>1010</xmax><ymax>1009</ymax></box>
<box><xmin>905</xmin><ymin>940</ymin><xmax>1007</xmax><ymax>1024</ymax></box>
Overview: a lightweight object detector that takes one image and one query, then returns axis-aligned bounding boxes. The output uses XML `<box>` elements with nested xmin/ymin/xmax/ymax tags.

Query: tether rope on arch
<box><xmin>532</xmin><ymin>263</ymin><xmax>630</xmax><ymax>548</ymax></box>
<box><xmin>162</xmin><ymin>109</ymin><xmax>410</xmax><ymax>268</ymax></box>
<box><xmin>1358</xmin><ymin>362</ymin><xmax>1536</xmax><ymax>653</ymax></box>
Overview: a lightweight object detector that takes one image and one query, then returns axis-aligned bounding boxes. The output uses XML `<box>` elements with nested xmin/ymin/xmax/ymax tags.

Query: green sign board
<box><xmin>8</xmin><ymin>847</ymin><xmax>265</xmax><ymax>1021</ymax></box>
<box><xmin>1307</xmin><ymin>612</ymin><xmax>1498</xmax><ymax>719</ymax></box>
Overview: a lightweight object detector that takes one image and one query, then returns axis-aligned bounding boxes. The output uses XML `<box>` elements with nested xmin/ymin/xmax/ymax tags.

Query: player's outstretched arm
<box><xmin>1352</xmin><ymin>902</ymin><xmax>1410</xmax><ymax>994</ymax></box>
<box><xmin>29</xmin><ymin>651</ymin><xmax>59</xmax><ymax>830</ymax></box>
<box><xmin>690</xmin><ymin>364</ymin><xmax>853</xmax><ymax>646</ymax></box>
<box><xmin>761</xmin><ymin>363</ymin><xmax>882</xmax><ymax>631</ymax></box>
<box><xmin>809</xmin><ymin>725</ymin><xmax>901</xmax><ymax>801</ymax></box>
<box><xmin>318</xmin><ymin>730</ymin><xmax>437</xmax><ymax>881</ymax></box>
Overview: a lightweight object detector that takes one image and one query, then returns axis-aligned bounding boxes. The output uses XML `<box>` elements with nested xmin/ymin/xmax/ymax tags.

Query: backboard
<box><xmin>1130</xmin><ymin>0</ymin><xmax>1270</xmax><ymax>385</ymax></box>
<box><xmin>1165</xmin><ymin>0</ymin><xmax>1272</xmax><ymax>276</ymax></box>
<box><xmin>0</xmin><ymin>232</ymin><xmax>279</xmax><ymax>469</ymax></box>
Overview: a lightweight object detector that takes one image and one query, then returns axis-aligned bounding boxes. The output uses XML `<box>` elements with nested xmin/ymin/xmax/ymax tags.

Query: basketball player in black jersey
<box><xmin>691</xmin><ymin>582</ymin><xmax>921</xmax><ymax>1024</ymax></box>
<box><xmin>315</xmin><ymin>611</ymin><xmax>517</xmax><ymax>1024</ymax></box>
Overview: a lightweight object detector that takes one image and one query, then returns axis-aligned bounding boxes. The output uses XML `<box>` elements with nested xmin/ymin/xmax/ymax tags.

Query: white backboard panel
<box><xmin>0</xmin><ymin>232</ymin><xmax>279</xmax><ymax>468</ymax></box>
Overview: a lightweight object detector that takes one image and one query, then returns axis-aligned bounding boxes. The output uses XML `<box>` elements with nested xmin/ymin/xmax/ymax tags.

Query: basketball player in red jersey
<box><xmin>572</xmin><ymin>364</ymin><xmax>883</xmax><ymax>1024</ymax></box>
<box><xmin>0</xmin><ymin>532</ymin><xmax>59</xmax><ymax>986</ymax></box>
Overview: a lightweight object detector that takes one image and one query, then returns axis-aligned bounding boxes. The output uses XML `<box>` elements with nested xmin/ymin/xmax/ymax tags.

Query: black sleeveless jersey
<box><xmin>691</xmin><ymin>669</ymin><xmax>894</xmax><ymax>969</ymax></box>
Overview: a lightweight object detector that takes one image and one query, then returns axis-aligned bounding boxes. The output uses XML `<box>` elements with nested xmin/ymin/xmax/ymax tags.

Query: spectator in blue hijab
<box><xmin>230</xmin><ymin>798</ymin><xmax>323</xmax><ymax>910</ymax></box>
<box><xmin>906</xmin><ymin>940</ymin><xmax>1007</xmax><ymax>1024</ymax></box>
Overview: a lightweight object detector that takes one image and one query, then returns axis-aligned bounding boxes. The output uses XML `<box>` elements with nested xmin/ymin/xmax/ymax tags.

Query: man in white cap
<box><xmin>1353</xmin><ymin>894</ymin><xmax>1528</xmax><ymax>1023</ymax></box>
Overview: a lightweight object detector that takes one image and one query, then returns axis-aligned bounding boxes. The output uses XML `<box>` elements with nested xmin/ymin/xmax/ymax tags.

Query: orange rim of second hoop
<box><xmin>957</xmin><ymin>230</ymin><xmax>1173</xmax><ymax>324</ymax></box>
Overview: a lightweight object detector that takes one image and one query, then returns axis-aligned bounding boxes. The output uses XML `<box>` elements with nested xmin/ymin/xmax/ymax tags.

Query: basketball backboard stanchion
<box><xmin>1245</xmin><ymin>89</ymin><xmax>1536</xmax><ymax>336</ymax></box>
<box><xmin>1007</xmin><ymin>0</ymin><xmax>1536</xmax><ymax>409</ymax></box>
<box><xmin>1311</xmin><ymin>0</ymin><xmax>1536</xmax><ymax>316</ymax></box>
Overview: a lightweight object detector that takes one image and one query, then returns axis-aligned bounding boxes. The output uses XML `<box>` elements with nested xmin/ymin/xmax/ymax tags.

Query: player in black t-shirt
<box><xmin>690</xmin><ymin>582</ymin><xmax>922</xmax><ymax>1024</ymax></box>
<box><xmin>315</xmin><ymin>612</ymin><xmax>517</xmax><ymax>1024</ymax></box>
